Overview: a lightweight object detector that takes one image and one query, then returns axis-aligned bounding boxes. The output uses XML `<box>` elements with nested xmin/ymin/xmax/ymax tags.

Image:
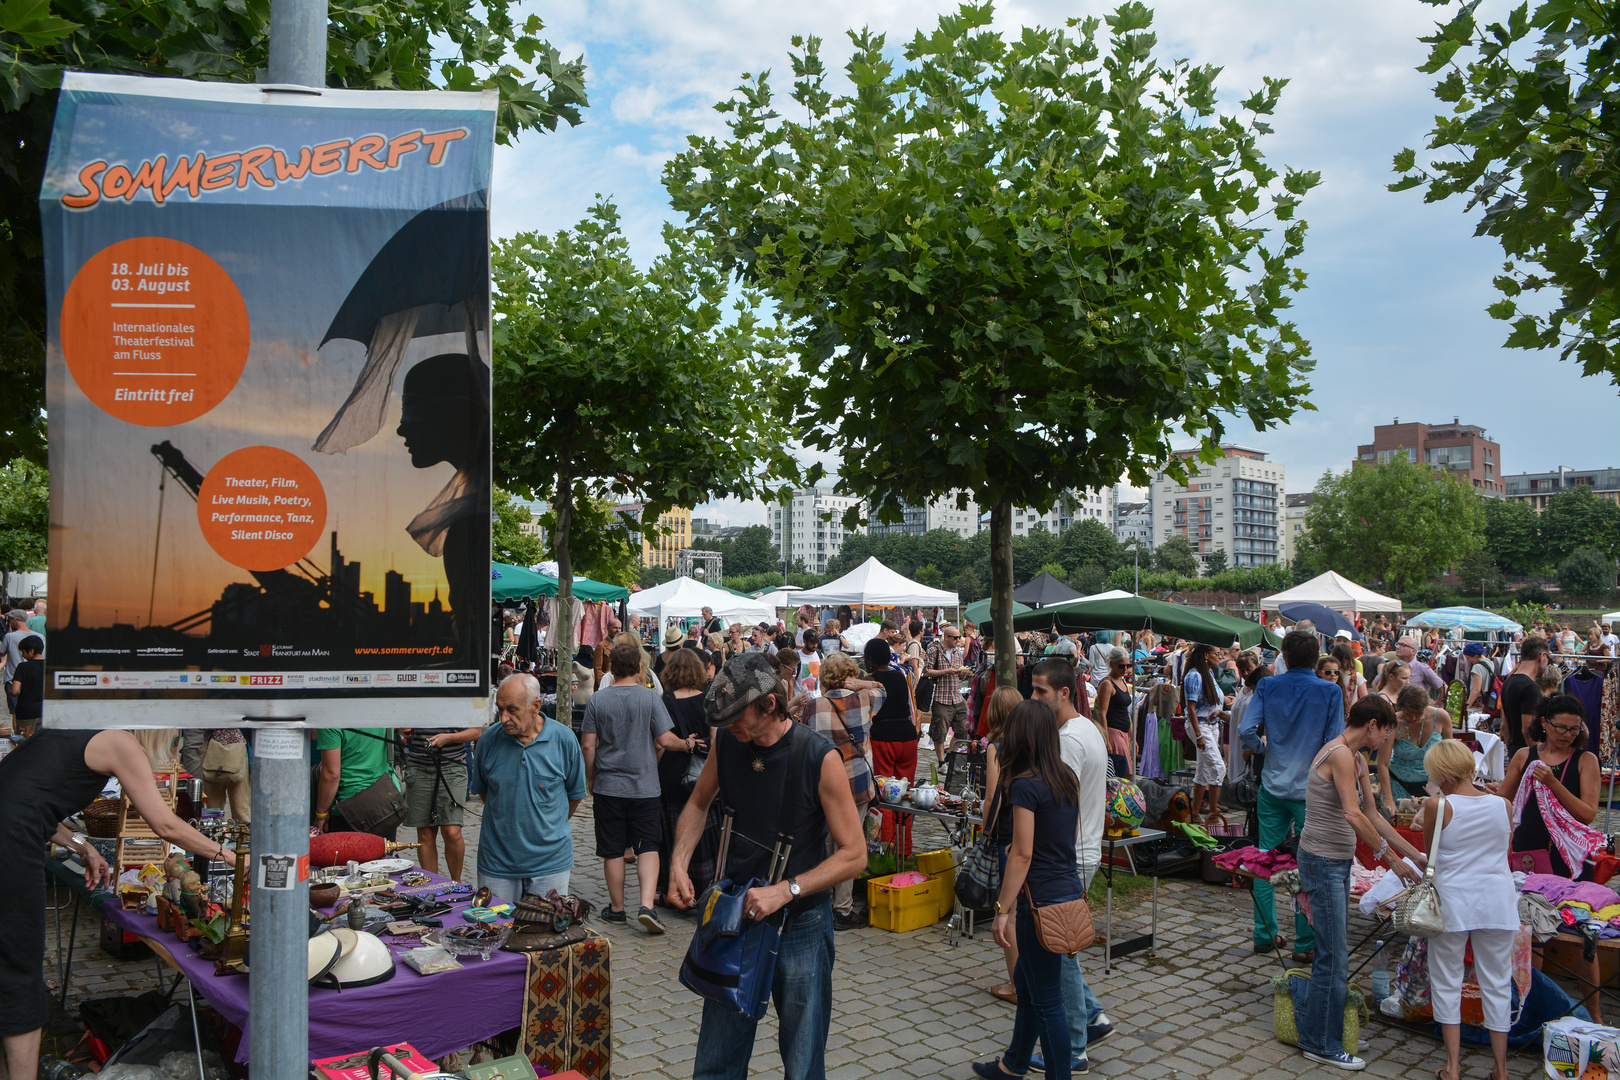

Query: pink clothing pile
<box><xmin>1210</xmin><ymin>846</ymin><xmax>1298</xmax><ymax>876</ymax></box>
<box><xmin>1350</xmin><ymin>861</ymin><xmax>1386</xmax><ymax>898</ymax></box>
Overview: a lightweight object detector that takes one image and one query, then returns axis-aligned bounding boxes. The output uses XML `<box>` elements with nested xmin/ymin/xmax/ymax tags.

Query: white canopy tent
<box><xmin>792</xmin><ymin>556</ymin><xmax>960</xmax><ymax>608</ymax></box>
<box><xmin>627</xmin><ymin>576</ymin><xmax>773</xmax><ymax>627</ymax></box>
<box><xmin>1082</xmin><ymin>589</ymin><xmax>1137</xmax><ymax>602</ymax></box>
<box><xmin>753</xmin><ymin>589</ymin><xmax>804</xmax><ymax>609</ymax></box>
<box><xmin>1260</xmin><ymin>571</ymin><xmax>1402</xmax><ymax>613</ymax></box>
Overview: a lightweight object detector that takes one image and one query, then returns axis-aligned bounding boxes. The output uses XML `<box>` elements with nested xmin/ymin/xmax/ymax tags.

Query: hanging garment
<box><xmin>1139</xmin><ymin>710</ymin><xmax>1163</xmax><ymax>779</ymax></box>
<box><xmin>516</xmin><ymin>604</ymin><xmax>540</xmax><ymax>662</ymax></box>
<box><xmin>1565</xmin><ymin>668</ymin><xmax>1606</xmax><ymax>755</ymax></box>
<box><xmin>1602</xmin><ymin>663</ymin><xmax>1620</xmax><ymax>765</ymax></box>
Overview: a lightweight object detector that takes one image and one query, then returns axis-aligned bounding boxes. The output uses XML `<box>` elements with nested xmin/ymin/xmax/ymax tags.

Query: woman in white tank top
<box><xmin>1420</xmin><ymin>738</ymin><xmax>1519</xmax><ymax>1080</ymax></box>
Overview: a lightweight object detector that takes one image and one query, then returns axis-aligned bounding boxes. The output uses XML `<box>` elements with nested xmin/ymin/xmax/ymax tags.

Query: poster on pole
<box><xmin>40</xmin><ymin>74</ymin><xmax>495</xmax><ymax>727</ymax></box>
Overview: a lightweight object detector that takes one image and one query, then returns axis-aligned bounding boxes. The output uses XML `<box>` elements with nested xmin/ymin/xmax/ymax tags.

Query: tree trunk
<box><xmin>991</xmin><ymin>500</ymin><xmax>1015</xmax><ymax>689</ymax></box>
<box><xmin>553</xmin><ymin>468</ymin><xmax>574</xmax><ymax>727</ymax></box>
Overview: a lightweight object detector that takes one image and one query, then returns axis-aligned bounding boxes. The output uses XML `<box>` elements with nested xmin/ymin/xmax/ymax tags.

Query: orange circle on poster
<box><xmin>59</xmin><ymin>236</ymin><xmax>249</xmax><ymax>426</ymax></box>
<box><xmin>197</xmin><ymin>447</ymin><xmax>327</xmax><ymax>571</ymax></box>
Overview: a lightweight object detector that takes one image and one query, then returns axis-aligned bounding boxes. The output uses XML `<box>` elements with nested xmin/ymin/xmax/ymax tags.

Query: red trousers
<box><xmin>870</xmin><ymin>738</ymin><xmax>919</xmax><ymax>855</ymax></box>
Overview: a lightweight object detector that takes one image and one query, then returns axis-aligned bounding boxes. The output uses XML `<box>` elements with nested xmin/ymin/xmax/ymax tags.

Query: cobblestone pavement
<box><xmin>45</xmin><ymin>801</ymin><xmax>1525</xmax><ymax>1079</ymax></box>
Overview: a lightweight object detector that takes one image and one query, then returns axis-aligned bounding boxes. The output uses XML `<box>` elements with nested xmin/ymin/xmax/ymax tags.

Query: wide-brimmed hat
<box><xmin>705</xmin><ymin>652</ymin><xmax>781</xmax><ymax>726</ymax></box>
<box><xmin>664</xmin><ymin>626</ymin><xmax>686</xmax><ymax>646</ymax></box>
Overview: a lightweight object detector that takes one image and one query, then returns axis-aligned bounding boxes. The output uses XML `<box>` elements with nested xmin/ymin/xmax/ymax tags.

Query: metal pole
<box><xmin>268</xmin><ymin>0</ymin><xmax>327</xmax><ymax>87</ymax></box>
<box><xmin>250</xmin><ymin>727</ymin><xmax>310</xmax><ymax>1079</ymax></box>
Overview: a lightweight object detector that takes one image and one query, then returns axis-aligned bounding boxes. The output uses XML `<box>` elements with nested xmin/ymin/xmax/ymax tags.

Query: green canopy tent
<box><xmin>962</xmin><ymin>597</ymin><xmax>1031</xmax><ymax>627</ymax></box>
<box><xmin>491</xmin><ymin>563</ymin><xmax>629</xmax><ymax>603</ymax></box>
<box><xmin>1012</xmin><ymin>594</ymin><xmax>1280</xmax><ymax>650</ymax></box>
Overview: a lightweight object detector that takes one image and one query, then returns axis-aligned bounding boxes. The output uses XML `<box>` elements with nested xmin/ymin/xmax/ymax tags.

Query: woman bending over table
<box><xmin>1</xmin><ymin>729</ymin><xmax>232</xmax><ymax>1080</ymax></box>
<box><xmin>1423</xmin><ymin>738</ymin><xmax>1520</xmax><ymax>1080</ymax></box>
<box><xmin>1376</xmin><ymin>685</ymin><xmax>1453</xmax><ymax>813</ymax></box>
<box><xmin>1296</xmin><ymin>696</ymin><xmax>1424</xmax><ymax>1072</ymax></box>
<box><xmin>1500</xmin><ymin>693</ymin><xmax>1603</xmax><ymax>879</ymax></box>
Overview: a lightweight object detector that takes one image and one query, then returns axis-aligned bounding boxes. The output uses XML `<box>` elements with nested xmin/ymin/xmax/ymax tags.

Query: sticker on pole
<box><xmin>257</xmin><ymin>852</ymin><xmax>308</xmax><ymax>890</ymax></box>
<box><xmin>254</xmin><ymin>728</ymin><xmax>305</xmax><ymax>760</ymax></box>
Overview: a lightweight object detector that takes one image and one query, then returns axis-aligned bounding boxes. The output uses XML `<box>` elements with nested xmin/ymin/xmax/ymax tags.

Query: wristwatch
<box><xmin>786</xmin><ymin>878</ymin><xmax>801</xmax><ymax>898</ymax></box>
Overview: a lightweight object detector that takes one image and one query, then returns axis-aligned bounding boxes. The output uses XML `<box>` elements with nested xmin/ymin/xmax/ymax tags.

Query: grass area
<box><xmin>1089</xmin><ymin>866</ymin><xmax>1156</xmax><ymax>910</ymax></box>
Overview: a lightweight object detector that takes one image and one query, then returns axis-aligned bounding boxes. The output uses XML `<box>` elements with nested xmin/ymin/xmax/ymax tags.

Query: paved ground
<box><xmin>41</xmin><ymin>795</ymin><xmax>1531</xmax><ymax>1080</ymax></box>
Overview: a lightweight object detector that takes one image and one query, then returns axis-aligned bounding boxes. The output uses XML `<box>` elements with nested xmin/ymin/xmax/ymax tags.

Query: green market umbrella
<box><xmin>491</xmin><ymin>563</ymin><xmax>628</xmax><ymax>603</ymax></box>
<box><xmin>1012</xmin><ymin>593</ymin><xmax>1279</xmax><ymax>649</ymax></box>
<box><xmin>962</xmin><ymin>597</ymin><xmax>1031</xmax><ymax>627</ymax></box>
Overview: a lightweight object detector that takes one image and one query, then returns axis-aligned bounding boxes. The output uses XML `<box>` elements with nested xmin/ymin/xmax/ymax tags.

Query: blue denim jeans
<box><xmin>1002</xmin><ymin>896</ymin><xmax>1076</xmax><ymax>1080</ymax></box>
<box><xmin>1296</xmin><ymin>848</ymin><xmax>1351</xmax><ymax>1057</ymax></box>
<box><xmin>474</xmin><ymin>869</ymin><xmax>570</xmax><ymax>905</ymax></box>
<box><xmin>692</xmin><ymin>898</ymin><xmax>834</xmax><ymax>1080</ymax></box>
<box><xmin>1060</xmin><ymin>863</ymin><xmax>1104</xmax><ymax>1054</ymax></box>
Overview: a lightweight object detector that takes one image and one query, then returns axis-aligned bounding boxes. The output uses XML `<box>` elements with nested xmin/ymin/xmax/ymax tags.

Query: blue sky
<box><xmin>492</xmin><ymin>0</ymin><xmax>1620</xmax><ymax>524</ymax></box>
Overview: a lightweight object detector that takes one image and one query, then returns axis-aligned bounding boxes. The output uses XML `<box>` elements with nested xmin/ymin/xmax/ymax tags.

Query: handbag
<box><xmin>679</xmin><ymin>724</ymin><xmax>810</xmax><ymax>1021</ymax></box>
<box><xmin>1024</xmin><ymin>885</ymin><xmax>1096</xmax><ymax>957</ymax></box>
<box><xmin>1392</xmin><ymin>796</ymin><xmax>1447</xmax><ymax>938</ymax></box>
<box><xmin>953</xmin><ymin>788</ymin><xmax>1004</xmax><ymax>911</ymax></box>
<box><xmin>332</xmin><ymin>774</ymin><xmax>408</xmax><ymax>836</ymax></box>
<box><xmin>914</xmin><ymin>674</ymin><xmax>936</xmax><ymax>714</ymax></box>
<box><xmin>681</xmin><ymin>751</ymin><xmax>707</xmax><ymax>792</ymax></box>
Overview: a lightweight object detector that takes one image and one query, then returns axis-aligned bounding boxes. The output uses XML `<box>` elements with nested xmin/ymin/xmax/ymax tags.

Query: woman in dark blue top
<box><xmin>975</xmin><ymin>700</ymin><xmax>1083</xmax><ymax>1080</ymax></box>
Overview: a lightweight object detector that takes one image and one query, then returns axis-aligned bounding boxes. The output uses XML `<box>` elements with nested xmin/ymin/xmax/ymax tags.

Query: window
<box><xmin>1200</xmin><ymin>483</ymin><xmax>1211</xmax><ymax>490</ymax></box>
<box><xmin>1426</xmin><ymin>446</ymin><xmax>1471</xmax><ymax>470</ymax></box>
<box><xmin>1376</xmin><ymin>448</ymin><xmax>1414</xmax><ymax>465</ymax></box>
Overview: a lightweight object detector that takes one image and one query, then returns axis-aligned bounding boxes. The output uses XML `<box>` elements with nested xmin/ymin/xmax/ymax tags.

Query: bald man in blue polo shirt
<box><xmin>471</xmin><ymin>673</ymin><xmax>587</xmax><ymax>902</ymax></box>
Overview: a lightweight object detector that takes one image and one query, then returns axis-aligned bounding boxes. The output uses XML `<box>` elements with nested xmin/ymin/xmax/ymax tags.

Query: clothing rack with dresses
<box><xmin>1547</xmin><ymin>655</ymin><xmax>1620</xmax><ymax>831</ymax></box>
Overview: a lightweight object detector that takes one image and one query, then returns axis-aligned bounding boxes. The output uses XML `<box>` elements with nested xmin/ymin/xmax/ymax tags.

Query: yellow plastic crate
<box><xmin>866</xmin><ymin>872</ymin><xmax>947</xmax><ymax>932</ymax></box>
<box><xmin>913</xmin><ymin>849</ymin><xmax>956</xmax><ymax>917</ymax></box>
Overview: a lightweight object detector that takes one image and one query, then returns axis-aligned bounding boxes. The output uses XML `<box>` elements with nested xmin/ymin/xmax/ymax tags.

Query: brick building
<box><xmin>1355</xmin><ymin>418</ymin><xmax>1504</xmax><ymax>496</ymax></box>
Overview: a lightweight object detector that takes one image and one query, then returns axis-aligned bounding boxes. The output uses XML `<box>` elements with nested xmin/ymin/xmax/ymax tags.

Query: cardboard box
<box><xmin>519</xmin><ymin>929</ymin><xmax>611</xmax><ymax>1080</ymax></box>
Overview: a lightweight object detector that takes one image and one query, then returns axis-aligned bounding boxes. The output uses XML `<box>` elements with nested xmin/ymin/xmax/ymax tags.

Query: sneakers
<box><xmin>1301</xmin><ymin>1050</ymin><xmax>1366</xmax><ymax>1071</ymax></box>
<box><xmin>1027</xmin><ymin>1054</ymin><xmax>1089</xmax><ymax>1075</ymax></box>
<box><xmin>601</xmin><ymin>908</ymin><xmax>627</xmax><ymax>923</ymax></box>
<box><xmin>832</xmin><ymin>910</ymin><xmax>865</xmax><ymax>931</ymax></box>
<box><xmin>1086</xmin><ymin>1015</ymin><xmax>1116</xmax><ymax>1047</ymax></box>
<box><xmin>637</xmin><ymin>906</ymin><xmax>666</xmax><ymax>934</ymax></box>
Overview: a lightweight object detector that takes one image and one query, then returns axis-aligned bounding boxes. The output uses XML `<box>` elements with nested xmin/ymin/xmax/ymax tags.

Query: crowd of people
<box><xmin>10</xmin><ymin>589</ymin><xmax>1620</xmax><ymax>1080</ymax></box>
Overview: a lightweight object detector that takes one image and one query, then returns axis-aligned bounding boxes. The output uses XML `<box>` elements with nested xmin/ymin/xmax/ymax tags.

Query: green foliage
<box><xmin>1393</xmin><ymin>1</ymin><xmax>1620</xmax><ymax>386</ymax></box>
<box><xmin>1298</xmin><ymin>457</ymin><xmax>1485</xmax><ymax>592</ymax></box>
<box><xmin>953</xmin><ymin>567</ymin><xmax>984</xmax><ymax>602</ymax></box>
<box><xmin>491</xmin><ymin>487</ymin><xmax>545</xmax><ymax>568</ymax></box>
<box><xmin>1056</xmin><ymin>519</ymin><xmax>1126</xmax><ymax>577</ymax></box>
<box><xmin>533</xmin><ymin>495</ymin><xmax>643</xmax><ymax>588</ymax></box>
<box><xmin>1518</xmin><ymin>583</ymin><xmax>1552</xmax><ymax>605</ymax></box>
<box><xmin>637</xmin><ymin>565</ymin><xmax>674</xmax><ymax>590</ymax></box>
<box><xmin>0</xmin><ymin>0</ymin><xmax>587</xmax><ymax>467</ymax></box>
<box><xmin>1542</xmin><ymin>486</ymin><xmax>1620</xmax><ymax>562</ymax></box>
<box><xmin>1483</xmin><ymin>497</ymin><xmax>1544</xmax><ymax>576</ymax></box>
<box><xmin>1202</xmin><ymin>549</ymin><xmax>1229</xmax><ymax>576</ymax></box>
<box><xmin>1105</xmin><ymin>563</ymin><xmax>1138</xmax><ymax>593</ymax></box>
<box><xmin>0</xmin><ymin>457</ymin><xmax>47</xmax><ymax>573</ymax></box>
<box><xmin>663</xmin><ymin>2</ymin><xmax>1319</xmax><ymax>679</ymax></box>
<box><xmin>1501</xmin><ymin>600</ymin><xmax>1556</xmax><ymax>632</ymax></box>
<box><xmin>492</xmin><ymin>202</ymin><xmax>794</xmax><ymax>712</ymax></box>
<box><xmin>1012</xmin><ymin>526</ymin><xmax>1057</xmax><ymax>584</ymax></box>
<box><xmin>914</xmin><ymin>562</ymin><xmax>945</xmax><ymax>588</ymax></box>
<box><xmin>693</xmin><ymin>524</ymin><xmax>780</xmax><ymax>577</ymax></box>
<box><xmin>1153</xmin><ymin>535</ymin><xmax>1200</xmax><ymax>577</ymax></box>
<box><xmin>1073</xmin><ymin>563</ymin><xmax>1108</xmax><ymax>594</ymax></box>
<box><xmin>1455</xmin><ymin>547</ymin><xmax>1502</xmax><ymax>594</ymax></box>
<box><xmin>1557</xmin><ymin>547</ymin><xmax>1617</xmax><ymax>597</ymax></box>
<box><xmin>1036</xmin><ymin>562</ymin><xmax>1069</xmax><ymax>584</ymax></box>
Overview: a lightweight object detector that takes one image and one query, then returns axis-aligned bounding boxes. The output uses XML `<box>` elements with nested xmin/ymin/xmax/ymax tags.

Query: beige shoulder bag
<box><xmin>1392</xmin><ymin>798</ymin><xmax>1446</xmax><ymax>938</ymax></box>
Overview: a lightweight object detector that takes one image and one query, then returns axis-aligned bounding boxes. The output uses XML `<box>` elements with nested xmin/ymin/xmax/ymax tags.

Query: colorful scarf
<box><xmin>1512</xmin><ymin>764</ymin><xmax>1607</xmax><ymax>874</ymax></box>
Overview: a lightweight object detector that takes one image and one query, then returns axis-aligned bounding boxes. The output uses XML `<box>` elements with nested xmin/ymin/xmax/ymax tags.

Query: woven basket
<box><xmin>1272</xmin><ymin>967</ymin><xmax>1367</xmax><ymax>1055</ymax></box>
<box><xmin>82</xmin><ymin>799</ymin><xmax>124</xmax><ymax>838</ymax></box>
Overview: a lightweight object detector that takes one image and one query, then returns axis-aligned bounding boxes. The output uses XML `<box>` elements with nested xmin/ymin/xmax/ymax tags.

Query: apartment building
<box><xmin>1501</xmin><ymin>466</ymin><xmax>1620</xmax><ymax>512</ymax></box>
<box><xmin>1148</xmin><ymin>446</ymin><xmax>1284</xmax><ymax>569</ymax></box>
<box><xmin>1114</xmin><ymin>500</ymin><xmax>1152</xmax><ymax>551</ymax></box>
<box><xmin>1355</xmin><ymin>418</ymin><xmax>1504</xmax><ymax>496</ymax></box>
<box><xmin>986</xmin><ymin>488</ymin><xmax>1118</xmax><ymax>537</ymax></box>
<box><xmin>866</xmin><ymin>491</ymin><xmax>980</xmax><ymax>539</ymax></box>
<box><xmin>770</xmin><ymin>488</ymin><xmax>866</xmax><ymax>575</ymax></box>
<box><xmin>612</xmin><ymin>503</ymin><xmax>692</xmax><ymax>569</ymax></box>
<box><xmin>1281</xmin><ymin>493</ymin><xmax>1314</xmax><ymax>565</ymax></box>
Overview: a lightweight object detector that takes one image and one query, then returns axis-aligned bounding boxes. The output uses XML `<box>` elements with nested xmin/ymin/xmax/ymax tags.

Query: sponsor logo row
<box><xmin>55</xmin><ymin>670</ymin><xmax>481</xmax><ymax>689</ymax></box>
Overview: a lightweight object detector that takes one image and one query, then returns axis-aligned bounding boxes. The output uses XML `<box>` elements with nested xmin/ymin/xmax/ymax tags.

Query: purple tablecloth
<box><xmin>102</xmin><ymin>871</ymin><xmax>527</xmax><ymax>1065</ymax></box>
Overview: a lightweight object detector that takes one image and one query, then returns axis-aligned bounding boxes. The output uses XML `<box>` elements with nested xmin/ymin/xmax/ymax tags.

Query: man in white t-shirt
<box><xmin>1031</xmin><ymin>657</ymin><xmax>1116</xmax><ymax>1071</ymax></box>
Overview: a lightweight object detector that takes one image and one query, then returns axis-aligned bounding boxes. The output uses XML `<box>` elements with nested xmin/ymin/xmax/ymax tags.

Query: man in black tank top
<box><xmin>669</xmin><ymin>654</ymin><xmax>867</xmax><ymax>1080</ymax></box>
